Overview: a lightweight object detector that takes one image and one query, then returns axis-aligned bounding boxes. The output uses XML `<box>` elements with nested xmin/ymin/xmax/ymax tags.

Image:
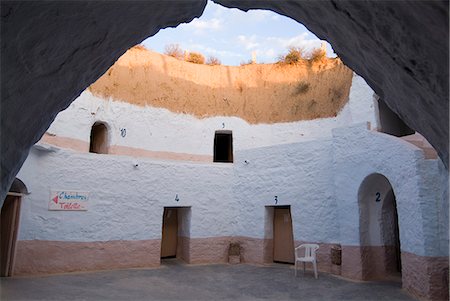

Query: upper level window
<box><xmin>214</xmin><ymin>130</ymin><xmax>233</xmax><ymax>163</ymax></box>
<box><xmin>89</xmin><ymin>122</ymin><xmax>109</xmax><ymax>154</ymax></box>
<box><xmin>377</xmin><ymin>97</ymin><xmax>414</xmax><ymax>137</ymax></box>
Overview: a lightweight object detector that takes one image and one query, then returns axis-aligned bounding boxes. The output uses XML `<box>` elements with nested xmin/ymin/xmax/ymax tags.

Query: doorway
<box><xmin>376</xmin><ymin>97</ymin><xmax>414</xmax><ymax>137</ymax></box>
<box><xmin>161</xmin><ymin>208</ymin><xmax>178</xmax><ymax>259</ymax></box>
<box><xmin>273</xmin><ymin>206</ymin><xmax>295</xmax><ymax>264</ymax></box>
<box><xmin>89</xmin><ymin>122</ymin><xmax>109</xmax><ymax>154</ymax></box>
<box><xmin>358</xmin><ymin>173</ymin><xmax>402</xmax><ymax>280</ymax></box>
<box><xmin>1</xmin><ymin>178</ymin><xmax>28</xmax><ymax>277</ymax></box>
<box><xmin>381</xmin><ymin>188</ymin><xmax>402</xmax><ymax>275</ymax></box>
<box><xmin>214</xmin><ymin>130</ymin><xmax>233</xmax><ymax>163</ymax></box>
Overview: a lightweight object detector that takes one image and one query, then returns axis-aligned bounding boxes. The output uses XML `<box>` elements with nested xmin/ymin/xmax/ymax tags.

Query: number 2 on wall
<box><xmin>375</xmin><ymin>192</ymin><xmax>381</xmax><ymax>202</ymax></box>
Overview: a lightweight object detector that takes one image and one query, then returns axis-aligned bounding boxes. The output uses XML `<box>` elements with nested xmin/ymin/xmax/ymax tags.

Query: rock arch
<box><xmin>1</xmin><ymin>1</ymin><xmax>448</xmax><ymax>201</ymax></box>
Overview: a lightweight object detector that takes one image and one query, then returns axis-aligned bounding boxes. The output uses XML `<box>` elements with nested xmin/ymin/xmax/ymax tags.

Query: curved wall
<box><xmin>10</xmin><ymin>44</ymin><xmax>448</xmax><ymax>301</ymax></box>
<box><xmin>40</xmin><ymin>72</ymin><xmax>376</xmax><ymax>160</ymax></box>
<box><xmin>332</xmin><ymin>124</ymin><xmax>448</xmax><ymax>300</ymax></box>
<box><xmin>15</xmin><ymin>123</ymin><xmax>448</xmax><ymax>300</ymax></box>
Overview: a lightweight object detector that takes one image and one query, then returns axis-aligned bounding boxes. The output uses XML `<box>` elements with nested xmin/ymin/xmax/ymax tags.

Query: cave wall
<box><xmin>1</xmin><ymin>1</ymin><xmax>448</xmax><ymax>202</ymax></box>
<box><xmin>0</xmin><ymin>1</ymin><xmax>207</xmax><ymax>202</ymax></box>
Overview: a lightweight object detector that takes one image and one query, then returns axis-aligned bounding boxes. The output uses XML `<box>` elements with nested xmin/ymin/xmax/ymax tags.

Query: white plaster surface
<box><xmin>16</xmin><ymin>80</ymin><xmax>447</xmax><ymax>259</ymax></box>
<box><xmin>46</xmin><ymin>74</ymin><xmax>377</xmax><ymax>155</ymax></box>
<box><xmin>232</xmin><ymin>139</ymin><xmax>339</xmax><ymax>244</ymax></box>
<box><xmin>345</xmin><ymin>74</ymin><xmax>378</xmax><ymax>129</ymax></box>
<box><xmin>18</xmin><ymin>149</ymin><xmax>234</xmax><ymax>241</ymax></box>
<box><xmin>418</xmin><ymin>159</ymin><xmax>449</xmax><ymax>256</ymax></box>
<box><xmin>17</xmin><ymin>124</ymin><xmax>448</xmax><ymax>258</ymax></box>
<box><xmin>332</xmin><ymin>123</ymin><xmax>447</xmax><ymax>257</ymax></box>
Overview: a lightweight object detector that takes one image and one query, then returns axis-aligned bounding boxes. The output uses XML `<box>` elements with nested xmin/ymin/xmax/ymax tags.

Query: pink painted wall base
<box><xmin>341</xmin><ymin>245</ymin><xmax>449</xmax><ymax>301</ymax></box>
<box><xmin>13</xmin><ymin>240</ymin><xmax>161</xmax><ymax>275</ymax></box>
<box><xmin>13</xmin><ymin>239</ymin><xmax>448</xmax><ymax>300</ymax></box>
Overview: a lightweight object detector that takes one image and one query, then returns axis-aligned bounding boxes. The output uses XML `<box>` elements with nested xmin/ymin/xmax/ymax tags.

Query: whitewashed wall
<box><xmin>17</xmin><ymin>148</ymin><xmax>234</xmax><ymax>241</ymax></box>
<box><xmin>232</xmin><ymin>138</ymin><xmax>339</xmax><ymax>243</ymax></box>
<box><xmin>332</xmin><ymin>123</ymin><xmax>448</xmax><ymax>257</ymax></box>
<box><xmin>16</xmin><ymin>72</ymin><xmax>447</xmax><ymax>260</ymax></box>
<box><xmin>46</xmin><ymin>74</ymin><xmax>377</xmax><ymax>155</ymax></box>
<box><xmin>18</xmin><ymin>123</ymin><xmax>446</xmax><ymax>258</ymax></box>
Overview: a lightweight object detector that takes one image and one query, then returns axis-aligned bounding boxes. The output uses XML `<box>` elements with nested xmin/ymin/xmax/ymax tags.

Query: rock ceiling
<box><xmin>1</xmin><ymin>1</ymin><xmax>448</xmax><ymax>201</ymax></box>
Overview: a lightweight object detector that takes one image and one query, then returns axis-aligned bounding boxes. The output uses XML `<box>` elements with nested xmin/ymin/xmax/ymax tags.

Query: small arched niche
<box><xmin>89</xmin><ymin>122</ymin><xmax>109</xmax><ymax>154</ymax></box>
<box><xmin>358</xmin><ymin>173</ymin><xmax>402</xmax><ymax>281</ymax></box>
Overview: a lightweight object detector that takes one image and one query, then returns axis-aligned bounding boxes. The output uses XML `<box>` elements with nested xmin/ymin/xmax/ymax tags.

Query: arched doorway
<box><xmin>89</xmin><ymin>122</ymin><xmax>109</xmax><ymax>154</ymax></box>
<box><xmin>1</xmin><ymin>178</ymin><xmax>28</xmax><ymax>277</ymax></box>
<box><xmin>358</xmin><ymin>173</ymin><xmax>402</xmax><ymax>281</ymax></box>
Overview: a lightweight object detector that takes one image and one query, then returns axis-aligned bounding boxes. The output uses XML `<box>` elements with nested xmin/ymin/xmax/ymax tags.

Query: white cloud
<box><xmin>265</xmin><ymin>33</ymin><xmax>324</xmax><ymax>54</ymax></box>
<box><xmin>190</xmin><ymin>18</ymin><xmax>222</xmax><ymax>30</ymax></box>
<box><xmin>182</xmin><ymin>17</ymin><xmax>223</xmax><ymax>35</ymax></box>
<box><xmin>143</xmin><ymin>0</ymin><xmax>335</xmax><ymax>65</ymax></box>
<box><xmin>237</xmin><ymin>35</ymin><xmax>260</xmax><ymax>50</ymax></box>
<box><xmin>246</xmin><ymin>9</ymin><xmax>273</xmax><ymax>22</ymax></box>
<box><xmin>264</xmin><ymin>48</ymin><xmax>276</xmax><ymax>58</ymax></box>
<box><xmin>267</xmin><ymin>33</ymin><xmax>308</xmax><ymax>48</ymax></box>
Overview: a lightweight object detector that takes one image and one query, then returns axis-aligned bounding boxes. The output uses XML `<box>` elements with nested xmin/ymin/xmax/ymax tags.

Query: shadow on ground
<box><xmin>1</xmin><ymin>260</ymin><xmax>416</xmax><ymax>301</ymax></box>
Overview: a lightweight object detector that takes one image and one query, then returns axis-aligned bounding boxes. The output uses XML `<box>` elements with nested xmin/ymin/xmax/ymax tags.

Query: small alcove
<box><xmin>89</xmin><ymin>122</ymin><xmax>109</xmax><ymax>154</ymax></box>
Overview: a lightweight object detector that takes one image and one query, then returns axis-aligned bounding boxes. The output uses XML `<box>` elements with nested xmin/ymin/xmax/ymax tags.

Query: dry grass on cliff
<box><xmin>206</xmin><ymin>56</ymin><xmax>221</xmax><ymax>65</ymax></box>
<box><xmin>278</xmin><ymin>47</ymin><xmax>306</xmax><ymax>64</ymax></box>
<box><xmin>278</xmin><ymin>47</ymin><xmax>327</xmax><ymax>65</ymax></box>
<box><xmin>164</xmin><ymin>44</ymin><xmax>184</xmax><ymax>60</ymax></box>
<box><xmin>186</xmin><ymin>52</ymin><xmax>205</xmax><ymax>64</ymax></box>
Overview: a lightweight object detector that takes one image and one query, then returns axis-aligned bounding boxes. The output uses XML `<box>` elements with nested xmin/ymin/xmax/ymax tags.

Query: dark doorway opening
<box><xmin>214</xmin><ymin>131</ymin><xmax>233</xmax><ymax>163</ymax></box>
<box><xmin>89</xmin><ymin>122</ymin><xmax>109</xmax><ymax>154</ymax></box>
<box><xmin>1</xmin><ymin>178</ymin><xmax>27</xmax><ymax>277</ymax></box>
<box><xmin>160</xmin><ymin>207</ymin><xmax>191</xmax><ymax>264</ymax></box>
<box><xmin>382</xmin><ymin>188</ymin><xmax>402</xmax><ymax>275</ymax></box>
<box><xmin>377</xmin><ymin>97</ymin><xmax>414</xmax><ymax>137</ymax></box>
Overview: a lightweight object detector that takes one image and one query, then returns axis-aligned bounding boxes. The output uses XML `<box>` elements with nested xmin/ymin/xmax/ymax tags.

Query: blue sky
<box><xmin>142</xmin><ymin>1</ymin><xmax>335</xmax><ymax>66</ymax></box>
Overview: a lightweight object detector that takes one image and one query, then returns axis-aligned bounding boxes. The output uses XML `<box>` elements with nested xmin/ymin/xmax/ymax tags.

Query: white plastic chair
<box><xmin>295</xmin><ymin>244</ymin><xmax>319</xmax><ymax>279</ymax></box>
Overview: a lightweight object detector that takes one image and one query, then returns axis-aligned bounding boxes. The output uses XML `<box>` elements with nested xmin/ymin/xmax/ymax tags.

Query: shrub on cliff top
<box><xmin>186</xmin><ymin>52</ymin><xmax>205</xmax><ymax>64</ymax></box>
<box><xmin>133</xmin><ymin>44</ymin><xmax>147</xmax><ymax>51</ymax></box>
<box><xmin>240</xmin><ymin>59</ymin><xmax>254</xmax><ymax>66</ymax></box>
<box><xmin>278</xmin><ymin>47</ymin><xmax>306</xmax><ymax>64</ymax></box>
<box><xmin>309</xmin><ymin>48</ymin><xmax>326</xmax><ymax>62</ymax></box>
<box><xmin>206</xmin><ymin>56</ymin><xmax>221</xmax><ymax>65</ymax></box>
<box><xmin>164</xmin><ymin>43</ymin><xmax>184</xmax><ymax>60</ymax></box>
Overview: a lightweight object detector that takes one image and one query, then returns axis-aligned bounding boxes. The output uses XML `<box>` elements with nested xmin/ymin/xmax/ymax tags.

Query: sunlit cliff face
<box><xmin>89</xmin><ymin>46</ymin><xmax>353</xmax><ymax>124</ymax></box>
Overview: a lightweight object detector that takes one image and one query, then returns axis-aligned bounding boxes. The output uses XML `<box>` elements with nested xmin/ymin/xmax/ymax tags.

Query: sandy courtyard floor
<box><xmin>1</xmin><ymin>261</ymin><xmax>416</xmax><ymax>301</ymax></box>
